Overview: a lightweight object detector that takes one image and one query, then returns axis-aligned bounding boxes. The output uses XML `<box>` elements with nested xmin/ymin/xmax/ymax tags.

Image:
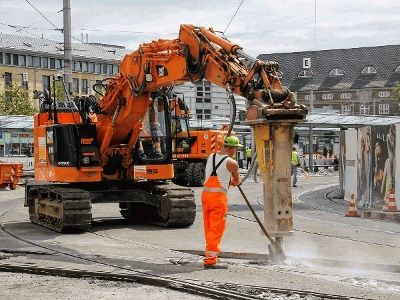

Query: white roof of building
<box><xmin>0</xmin><ymin>115</ymin><xmax>33</xmax><ymax>129</ymax></box>
<box><xmin>0</xmin><ymin>33</ymin><xmax>131</xmax><ymax>61</ymax></box>
<box><xmin>298</xmin><ymin>113</ymin><xmax>400</xmax><ymax>128</ymax></box>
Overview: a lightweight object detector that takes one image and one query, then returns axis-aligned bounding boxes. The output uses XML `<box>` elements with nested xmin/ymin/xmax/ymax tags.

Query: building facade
<box><xmin>0</xmin><ymin>33</ymin><xmax>130</xmax><ymax>101</ymax></box>
<box><xmin>258</xmin><ymin>45</ymin><xmax>400</xmax><ymax>116</ymax></box>
<box><xmin>173</xmin><ymin>80</ymin><xmax>246</xmax><ymax>120</ymax></box>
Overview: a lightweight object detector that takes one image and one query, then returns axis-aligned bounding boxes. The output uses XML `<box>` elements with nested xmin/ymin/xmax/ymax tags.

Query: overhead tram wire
<box><xmin>223</xmin><ymin>0</ymin><xmax>246</xmax><ymax>34</ymax></box>
<box><xmin>25</xmin><ymin>0</ymin><xmax>60</xmax><ymax>31</ymax></box>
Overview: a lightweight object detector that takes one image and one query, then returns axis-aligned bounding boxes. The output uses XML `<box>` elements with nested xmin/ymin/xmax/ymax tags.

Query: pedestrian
<box><xmin>202</xmin><ymin>136</ymin><xmax>241</xmax><ymax>269</ymax></box>
<box><xmin>291</xmin><ymin>146</ymin><xmax>300</xmax><ymax>187</ymax></box>
<box><xmin>246</xmin><ymin>146</ymin><xmax>252</xmax><ymax>169</ymax></box>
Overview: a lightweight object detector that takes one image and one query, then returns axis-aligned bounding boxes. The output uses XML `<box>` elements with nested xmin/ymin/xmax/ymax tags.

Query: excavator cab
<box><xmin>136</xmin><ymin>96</ymin><xmax>172</xmax><ymax>162</ymax></box>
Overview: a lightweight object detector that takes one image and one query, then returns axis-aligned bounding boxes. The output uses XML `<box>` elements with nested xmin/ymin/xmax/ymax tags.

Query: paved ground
<box><xmin>0</xmin><ymin>173</ymin><xmax>399</xmax><ymax>299</ymax></box>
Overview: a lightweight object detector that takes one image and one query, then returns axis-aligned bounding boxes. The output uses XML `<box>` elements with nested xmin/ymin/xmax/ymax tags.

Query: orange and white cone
<box><xmin>383</xmin><ymin>188</ymin><xmax>398</xmax><ymax>212</ymax></box>
<box><xmin>346</xmin><ymin>193</ymin><xmax>360</xmax><ymax>217</ymax></box>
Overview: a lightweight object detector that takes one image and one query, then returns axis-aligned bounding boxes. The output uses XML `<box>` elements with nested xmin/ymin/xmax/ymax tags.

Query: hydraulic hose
<box><xmin>226</xmin><ymin>89</ymin><xmax>236</xmax><ymax>137</ymax></box>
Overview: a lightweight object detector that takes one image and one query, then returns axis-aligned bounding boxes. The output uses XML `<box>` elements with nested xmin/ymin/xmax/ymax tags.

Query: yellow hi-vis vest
<box><xmin>246</xmin><ymin>148</ymin><xmax>252</xmax><ymax>158</ymax></box>
<box><xmin>291</xmin><ymin>151</ymin><xmax>299</xmax><ymax>166</ymax></box>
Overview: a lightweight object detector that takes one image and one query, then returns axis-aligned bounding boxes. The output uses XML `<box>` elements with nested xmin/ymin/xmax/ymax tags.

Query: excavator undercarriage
<box><xmin>26</xmin><ymin>181</ymin><xmax>196</xmax><ymax>232</ymax></box>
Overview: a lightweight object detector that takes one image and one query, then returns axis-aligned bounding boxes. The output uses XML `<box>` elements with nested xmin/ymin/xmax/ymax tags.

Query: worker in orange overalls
<box><xmin>202</xmin><ymin>136</ymin><xmax>241</xmax><ymax>269</ymax></box>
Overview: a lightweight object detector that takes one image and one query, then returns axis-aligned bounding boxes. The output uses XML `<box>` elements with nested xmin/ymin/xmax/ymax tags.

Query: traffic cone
<box><xmin>346</xmin><ymin>193</ymin><xmax>360</xmax><ymax>217</ymax></box>
<box><xmin>383</xmin><ymin>188</ymin><xmax>398</xmax><ymax>212</ymax></box>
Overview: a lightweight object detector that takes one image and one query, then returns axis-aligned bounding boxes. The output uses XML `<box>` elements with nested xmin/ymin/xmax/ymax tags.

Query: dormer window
<box><xmin>361</xmin><ymin>66</ymin><xmax>377</xmax><ymax>75</ymax></box>
<box><xmin>329</xmin><ymin>68</ymin><xmax>344</xmax><ymax>77</ymax></box>
<box><xmin>298</xmin><ymin>70</ymin><xmax>312</xmax><ymax>78</ymax></box>
<box><xmin>395</xmin><ymin>65</ymin><xmax>400</xmax><ymax>73</ymax></box>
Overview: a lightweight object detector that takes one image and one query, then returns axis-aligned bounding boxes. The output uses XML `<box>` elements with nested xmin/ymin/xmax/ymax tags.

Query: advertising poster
<box><xmin>344</xmin><ymin>129</ymin><xmax>357</xmax><ymax>201</ymax></box>
<box><xmin>339</xmin><ymin>129</ymin><xmax>346</xmax><ymax>197</ymax></box>
<box><xmin>396</xmin><ymin>123</ymin><xmax>400</xmax><ymax>209</ymax></box>
<box><xmin>370</xmin><ymin>125</ymin><xmax>395</xmax><ymax>209</ymax></box>
<box><xmin>357</xmin><ymin>126</ymin><xmax>372</xmax><ymax>207</ymax></box>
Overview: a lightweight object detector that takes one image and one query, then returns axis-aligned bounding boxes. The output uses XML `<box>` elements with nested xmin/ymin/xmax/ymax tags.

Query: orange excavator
<box><xmin>25</xmin><ymin>24</ymin><xmax>305</xmax><ymax>232</ymax></box>
<box><xmin>170</xmin><ymin>96</ymin><xmax>227</xmax><ymax>187</ymax></box>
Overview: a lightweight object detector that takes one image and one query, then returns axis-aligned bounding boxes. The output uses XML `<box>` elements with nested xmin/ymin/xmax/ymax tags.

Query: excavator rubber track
<box><xmin>152</xmin><ymin>183</ymin><xmax>196</xmax><ymax>228</ymax></box>
<box><xmin>28</xmin><ymin>187</ymin><xmax>92</xmax><ymax>233</ymax></box>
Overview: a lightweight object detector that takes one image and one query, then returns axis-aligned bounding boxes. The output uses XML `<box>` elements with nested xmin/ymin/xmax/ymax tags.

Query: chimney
<box><xmin>86</xmin><ymin>33</ymin><xmax>88</xmax><ymax>43</ymax></box>
<box><xmin>81</xmin><ymin>32</ymin><xmax>84</xmax><ymax>43</ymax></box>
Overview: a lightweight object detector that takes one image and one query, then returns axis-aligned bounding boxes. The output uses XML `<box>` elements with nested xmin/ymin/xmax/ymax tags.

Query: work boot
<box><xmin>204</xmin><ymin>263</ymin><xmax>228</xmax><ymax>269</ymax></box>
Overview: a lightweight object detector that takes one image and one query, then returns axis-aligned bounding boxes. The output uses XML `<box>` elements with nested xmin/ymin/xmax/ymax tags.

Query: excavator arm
<box><xmin>95</xmin><ymin>24</ymin><xmax>306</xmax><ymax>156</ymax></box>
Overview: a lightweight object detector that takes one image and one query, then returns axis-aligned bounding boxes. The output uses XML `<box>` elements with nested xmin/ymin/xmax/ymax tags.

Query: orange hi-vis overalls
<box><xmin>202</xmin><ymin>153</ymin><xmax>229</xmax><ymax>266</ymax></box>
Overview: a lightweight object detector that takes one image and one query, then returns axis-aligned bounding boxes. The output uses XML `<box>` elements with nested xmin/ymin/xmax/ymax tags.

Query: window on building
<box><xmin>3</xmin><ymin>72</ymin><xmax>12</xmax><ymax>101</ymax></box>
<box><xmin>196</xmin><ymin>109</ymin><xmax>202</xmax><ymax>114</ymax></box>
<box><xmin>205</xmin><ymin>92</ymin><xmax>211</xmax><ymax>97</ymax></box>
<box><xmin>82</xmin><ymin>61</ymin><xmax>88</xmax><ymax>72</ymax></box>
<box><xmin>298</xmin><ymin>70</ymin><xmax>312</xmax><ymax>78</ymax></box>
<box><xmin>204</xmin><ymin>109</ymin><xmax>211</xmax><ymax>114</ymax></box>
<box><xmin>33</xmin><ymin>56</ymin><xmax>40</xmax><ymax>68</ymax></box>
<box><xmin>49</xmin><ymin>58</ymin><xmax>55</xmax><ymax>69</ymax></box>
<box><xmin>0</xmin><ymin>52</ymin><xmax>3</xmax><ymax>64</ymax></box>
<box><xmin>4</xmin><ymin>72</ymin><xmax>12</xmax><ymax>86</ymax></box>
<box><xmin>395</xmin><ymin>65</ymin><xmax>400</xmax><ymax>73</ymax></box>
<box><xmin>377</xmin><ymin>91</ymin><xmax>390</xmax><ymax>98</ymax></box>
<box><xmin>360</xmin><ymin>104</ymin><xmax>370</xmax><ymax>115</ymax></box>
<box><xmin>196</xmin><ymin>86</ymin><xmax>203</xmax><ymax>91</ymax></box>
<box><xmin>56</xmin><ymin>59</ymin><xmax>63</xmax><ymax>70</ymax></box>
<box><xmin>196</xmin><ymin>98</ymin><xmax>203</xmax><ymax>103</ymax></box>
<box><xmin>26</xmin><ymin>56</ymin><xmax>33</xmax><ymax>67</ymax></box>
<box><xmin>215</xmin><ymin>105</ymin><xmax>219</xmax><ymax>109</ymax></box>
<box><xmin>322</xmin><ymin>94</ymin><xmax>333</xmax><ymax>100</ymax></box>
<box><xmin>95</xmin><ymin>63</ymin><xmax>101</xmax><ymax>73</ymax></box>
<box><xmin>204</xmin><ymin>98</ymin><xmax>211</xmax><ymax>103</ymax></box>
<box><xmin>304</xmin><ymin>94</ymin><xmax>316</xmax><ymax>101</ymax></box>
<box><xmin>341</xmin><ymin>105</ymin><xmax>352</xmax><ymax>115</ymax></box>
<box><xmin>74</xmin><ymin>61</ymin><xmax>82</xmax><ymax>72</ymax></box>
<box><xmin>328</xmin><ymin>68</ymin><xmax>344</xmax><ymax>77</ymax></box>
<box><xmin>18</xmin><ymin>55</ymin><xmax>26</xmax><ymax>66</ymax></box>
<box><xmin>197</xmin><ymin>92</ymin><xmax>203</xmax><ymax>97</ymax></box>
<box><xmin>5</xmin><ymin>53</ymin><xmax>11</xmax><ymax>65</ymax></box>
<box><xmin>378</xmin><ymin>104</ymin><xmax>390</xmax><ymax>114</ymax></box>
<box><xmin>340</xmin><ymin>93</ymin><xmax>352</xmax><ymax>99</ymax></box>
<box><xmin>361</xmin><ymin>66</ymin><xmax>377</xmax><ymax>75</ymax></box>
<box><xmin>81</xmin><ymin>79</ymin><xmax>88</xmax><ymax>94</ymax></box>
<box><xmin>101</xmin><ymin>64</ymin><xmax>107</xmax><ymax>74</ymax></box>
<box><xmin>20</xmin><ymin>73</ymin><xmax>28</xmax><ymax>89</ymax></box>
<box><xmin>88</xmin><ymin>62</ymin><xmax>95</xmax><ymax>73</ymax></box>
<box><xmin>204</xmin><ymin>86</ymin><xmax>211</xmax><ymax>91</ymax></box>
<box><xmin>73</xmin><ymin>78</ymin><xmax>80</xmax><ymax>93</ymax></box>
<box><xmin>107</xmin><ymin>64</ymin><xmax>113</xmax><ymax>75</ymax></box>
<box><xmin>12</xmin><ymin>54</ymin><xmax>18</xmax><ymax>66</ymax></box>
<box><xmin>204</xmin><ymin>115</ymin><xmax>211</xmax><ymax>120</ymax></box>
<box><xmin>113</xmin><ymin>64</ymin><xmax>119</xmax><ymax>74</ymax></box>
<box><xmin>42</xmin><ymin>75</ymin><xmax>50</xmax><ymax>91</ymax></box>
<box><xmin>42</xmin><ymin>57</ymin><xmax>49</xmax><ymax>68</ymax></box>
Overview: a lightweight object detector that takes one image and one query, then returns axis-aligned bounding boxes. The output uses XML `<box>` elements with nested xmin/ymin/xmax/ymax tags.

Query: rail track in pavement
<box><xmin>0</xmin><ymin>200</ymin><xmax>365</xmax><ymax>300</ymax></box>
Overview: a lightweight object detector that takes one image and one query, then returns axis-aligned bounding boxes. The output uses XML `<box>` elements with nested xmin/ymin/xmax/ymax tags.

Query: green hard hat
<box><xmin>224</xmin><ymin>136</ymin><xmax>243</xmax><ymax>147</ymax></box>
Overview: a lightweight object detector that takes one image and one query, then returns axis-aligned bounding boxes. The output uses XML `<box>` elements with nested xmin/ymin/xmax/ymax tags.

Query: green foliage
<box><xmin>50</xmin><ymin>80</ymin><xmax>66</xmax><ymax>101</ymax></box>
<box><xmin>0</xmin><ymin>83</ymin><xmax>38</xmax><ymax>115</ymax></box>
<box><xmin>394</xmin><ymin>85</ymin><xmax>400</xmax><ymax>103</ymax></box>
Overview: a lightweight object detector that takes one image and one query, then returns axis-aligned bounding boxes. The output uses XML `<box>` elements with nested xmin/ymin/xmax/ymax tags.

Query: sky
<box><xmin>1</xmin><ymin>0</ymin><xmax>400</xmax><ymax>56</ymax></box>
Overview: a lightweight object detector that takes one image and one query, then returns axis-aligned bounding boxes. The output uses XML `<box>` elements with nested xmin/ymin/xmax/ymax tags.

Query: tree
<box><xmin>394</xmin><ymin>85</ymin><xmax>400</xmax><ymax>104</ymax></box>
<box><xmin>0</xmin><ymin>83</ymin><xmax>38</xmax><ymax>115</ymax></box>
<box><xmin>50</xmin><ymin>80</ymin><xmax>66</xmax><ymax>101</ymax></box>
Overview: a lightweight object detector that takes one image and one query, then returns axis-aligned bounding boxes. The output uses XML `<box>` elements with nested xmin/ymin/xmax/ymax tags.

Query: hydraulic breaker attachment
<box><xmin>242</xmin><ymin>94</ymin><xmax>307</xmax><ymax>264</ymax></box>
